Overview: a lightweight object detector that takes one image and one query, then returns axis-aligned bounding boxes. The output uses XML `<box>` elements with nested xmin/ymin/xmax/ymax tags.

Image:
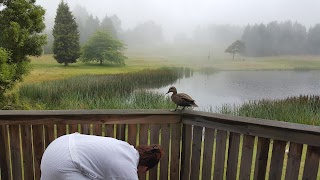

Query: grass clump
<box><xmin>216</xmin><ymin>95</ymin><xmax>320</xmax><ymax>125</ymax></box>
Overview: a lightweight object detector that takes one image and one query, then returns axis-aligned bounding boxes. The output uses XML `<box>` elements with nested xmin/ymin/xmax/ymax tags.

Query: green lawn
<box><xmin>25</xmin><ymin>54</ymin><xmax>320</xmax><ymax>83</ymax></box>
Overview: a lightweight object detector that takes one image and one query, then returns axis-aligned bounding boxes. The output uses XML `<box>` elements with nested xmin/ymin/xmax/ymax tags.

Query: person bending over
<box><xmin>41</xmin><ymin>132</ymin><xmax>163</xmax><ymax>180</ymax></box>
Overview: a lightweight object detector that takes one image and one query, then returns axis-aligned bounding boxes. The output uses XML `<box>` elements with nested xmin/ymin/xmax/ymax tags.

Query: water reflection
<box><xmin>150</xmin><ymin>70</ymin><xmax>320</xmax><ymax>110</ymax></box>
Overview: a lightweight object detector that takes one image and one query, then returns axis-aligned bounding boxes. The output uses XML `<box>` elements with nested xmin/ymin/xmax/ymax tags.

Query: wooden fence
<box><xmin>0</xmin><ymin>109</ymin><xmax>320</xmax><ymax>180</ymax></box>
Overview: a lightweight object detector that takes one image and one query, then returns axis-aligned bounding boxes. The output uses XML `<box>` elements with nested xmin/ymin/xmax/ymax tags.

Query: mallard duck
<box><xmin>166</xmin><ymin>86</ymin><xmax>198</xmax><ymax>111</ymax></box>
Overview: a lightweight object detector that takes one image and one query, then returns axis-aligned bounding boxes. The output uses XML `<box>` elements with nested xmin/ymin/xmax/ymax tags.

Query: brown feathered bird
<box><xmin>166</xmin><ymin>86</ymin><xmax>198</xmax><ymax>111</ymax></box>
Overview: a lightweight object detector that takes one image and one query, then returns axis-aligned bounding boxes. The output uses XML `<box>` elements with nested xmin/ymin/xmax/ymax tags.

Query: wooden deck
<box><xmin>0</xmin><ymin>109</ymin><xmax>320</xmax><ymax>180</ymax></box>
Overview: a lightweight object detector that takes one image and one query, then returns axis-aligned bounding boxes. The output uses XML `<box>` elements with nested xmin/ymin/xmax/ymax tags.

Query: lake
<box><xmin>151</xmin><ymin>70</ymin><xmax>320</xmax><ymax>110</ymax></box>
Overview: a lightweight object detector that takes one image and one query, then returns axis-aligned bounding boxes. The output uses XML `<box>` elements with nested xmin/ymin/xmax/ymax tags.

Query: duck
<box><xmin>166</xmin><ymin>86</ymin><xmax>198</xmax><ymax>111</ymax></box>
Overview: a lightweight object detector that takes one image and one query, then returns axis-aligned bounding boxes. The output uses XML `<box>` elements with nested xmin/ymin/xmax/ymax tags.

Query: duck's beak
<box><xmin>166</xmin><ymin>91</ymin><xmax>170</xmax><ymax>94</ymax></box>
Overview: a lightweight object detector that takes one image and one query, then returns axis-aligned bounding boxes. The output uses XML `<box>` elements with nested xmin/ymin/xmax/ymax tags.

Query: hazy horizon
<box><xmin>37</xmin><ymin>0</ymin><xmax>320</xmax><ymax>40</ymax></box>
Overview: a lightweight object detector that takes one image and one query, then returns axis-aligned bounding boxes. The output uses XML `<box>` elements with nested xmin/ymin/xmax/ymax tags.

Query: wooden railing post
<box><xmin>0</xmin><ymin>125</ymin><xmax>9</xmax><ymax>180</ymax></box>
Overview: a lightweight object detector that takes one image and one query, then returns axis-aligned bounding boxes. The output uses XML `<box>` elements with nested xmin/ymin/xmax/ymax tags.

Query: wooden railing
<box><xmin>0</xmin><ymin>110</ymin><xmax>320</xmax><ymax>180</ymax></box>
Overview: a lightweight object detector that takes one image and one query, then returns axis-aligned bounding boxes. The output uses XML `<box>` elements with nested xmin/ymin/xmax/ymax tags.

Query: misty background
<box><xmin>36</xmin><ymin>0</ymin><xmax>320</xmax><ymax>58</ymax></box>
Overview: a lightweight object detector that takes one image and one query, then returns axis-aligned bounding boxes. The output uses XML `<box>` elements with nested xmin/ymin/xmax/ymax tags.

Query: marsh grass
<box><xmin>18</xmin><ymin>67</ymin><xmax>188</xmax><ymax>109</ymax></box>
<box><xmin>215</xmin><ymin>95</ymin><xmax>320</xmax><ymax>126</ymax></box>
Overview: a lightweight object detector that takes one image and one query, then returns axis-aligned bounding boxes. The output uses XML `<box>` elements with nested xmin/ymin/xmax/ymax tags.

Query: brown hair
<box><xmin>136</xmin><ymin>144</ymin><xmax>163</xmax><ymax>170</ymax></box>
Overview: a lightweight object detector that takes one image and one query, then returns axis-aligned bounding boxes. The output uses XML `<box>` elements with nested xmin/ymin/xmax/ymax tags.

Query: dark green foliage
<box><xmin>81</xmin><ymin>30</ymin><xmax>127</xmax><ymax>65</ymax></box>
<box><xmin>53</xmin><ymin>1</ymin><xmax>80</xmax><ymax>66</ymax></box>
<box><xmin>240</xmin><ymin>21</ymin><xmax>320</xmax><ymax>56</ymax></box>
<box><xmin>225</xmin><ymin>40</ymin><xmax>245</xmax><ymax>59</ymax></box>
<box><xmin>306</xmin><ymin>24</ymin><xmax>320</xmax><ymax>55</ymax></box>
<box><xmin>0</xmin><ymin>0</ymin><xmax>46</xmax><ymax>107</ymax></box>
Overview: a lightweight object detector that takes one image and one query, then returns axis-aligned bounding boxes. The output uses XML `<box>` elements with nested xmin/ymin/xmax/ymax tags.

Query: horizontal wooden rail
<box><xmin>182</xmin><ymin>110</ymin><xmax>320</xmax><ymax>147</ymax></box>
<box><xmin>0</xmin><ymin>109</ymin><xmax>182</xmax><ymax>125</ymax></box>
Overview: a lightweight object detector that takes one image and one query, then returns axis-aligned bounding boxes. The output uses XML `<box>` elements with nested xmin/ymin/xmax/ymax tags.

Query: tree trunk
<box><xmin>64</xmin><ymin>62</ymin><xmax>68</xmax><ymax>66</ymax></box>
<box><xmin>100</xmin><ymin>60</ymin><xmax>103</xmax><ymax>65</ymax></box>
<box><xmin>233</xmin><ymin>53</ymin><xmax>235</xmax><ymax>60</ymax></box>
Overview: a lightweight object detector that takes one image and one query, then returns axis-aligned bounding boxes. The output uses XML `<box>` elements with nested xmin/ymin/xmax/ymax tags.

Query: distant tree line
<box><xmin>241</xmin><ymin>21</ymin><xmax>320</xmax><ymax>56</ymax></box>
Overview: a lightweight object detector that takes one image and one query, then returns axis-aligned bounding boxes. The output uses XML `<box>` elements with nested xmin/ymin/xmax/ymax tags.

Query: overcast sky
<box><xmin>36</xmin><ymin>0</ymin><xmax>320</xmax><ymax>38</ymax></box>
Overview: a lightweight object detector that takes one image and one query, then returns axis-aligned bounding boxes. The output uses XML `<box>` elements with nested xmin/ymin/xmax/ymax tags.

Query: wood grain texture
<box><xmin>33</xmin><ymin>124</ymin><xmax>45</xmax><ymax>180</ymax></box>
<box><xmin>9</xmin><ymin>125</ymin><xmax>22</xmax><ymax>180</ymax></box>
<box><xmin>285</xmin><ymin>142</ymin><xmax>303</xmax><ymax>180</ymax></box>
<box><xmin>254</xmin><ymin>137</ymin><xmax>270</xmax><ymax>180</ymax></box>
<box><xmin>226</xmin><ymin>132</ymin><xmax>240</xmax><ymax>180</ymax></box>
<box><xmin>0</xmin><ymin>125</ymin><xmax>10</xmax><ymax>180</ymax></box>
<box><xmin>213</xmin><ymin>130</ymin><xmax>227</xmax><ymax>180</ymax></box>
<box><xmin>149</xmin><ymin>124</ymin><xmax>160</xmax><ymax>180</ymax></box>
<box><xmin>302</xmin><ymin>145</ymin><xmax>320</xmax><ymax>180</ymax></box>
<box><xmin>170</xmin><ymin>123</ymin><xmax>181</xmax><ymax>180</ymax></box>
<box><xmin>138</xmin><ymin>124</ymin><xmax>149</xmax><ymax>180</ymax></box>
<box><xmin>269</xmin><ymin>140</ymin><xmax>287</xmax><ymax>180</ymax></box>
<box><xmin>21</xmin><ymin>125</ymin><xmax>34</xmax><ymax>180</ymax></box>
<box><xmin>160</xmin><ymin>123</ymin><xmax>170</xmax><ymax>180</ymax></box>
<box><xmin>239</xmin><ymin>135</ymin><xmax>255</xmax><ymax>180</ymax></box>
<box><xmin>127</xmin><ymin>124</ymin><xmax>137</xmax><ymax>146</ymax></box>
<box><xmin>190</xmin><ymin>126</ymin><xmax>203</xmax><ymax>180</ymax></box>
<box><xmin>180</xmin><ymin>124</ymin><xmax>192</xmax><ymax>180</ymax></box>
<box><xmin>202</xmin><ymin>127</ymin><xmax>215</xmax><ymax>180</ymax></box>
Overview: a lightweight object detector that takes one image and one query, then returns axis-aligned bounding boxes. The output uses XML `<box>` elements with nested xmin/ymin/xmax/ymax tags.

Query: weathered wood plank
<box><xmin>69</xmin><ymin>124</ymin><xmax>78</xmax><ymax>134</ymax></box>
<box><xmin>33</xmin><ymin>124</ymin><xmax>45</xmax><ymax>180</ymax></box>
<box><xmin>213</xmin><ymin>129</ymin><xmax>227</xmax><ymax>180</ymax></box>
<box><xmin>170</xmin><ymin>123</ymin><xmax>181</xmax><ymax>180</ymax></box>
<box><xmin>0</xmin><ymin>111</ymin><xmax>181</xmax><ymax>125</ymax></box>
<box><xmin>226</xmin><ymin>132</ymin><xmax>240</xmax><ymax>180</ymax></box>
<box><xmin>9</xmin><ymin>125</ymin><xmax>22</xmax><ymax>180</ymax></box>
<box><xmin>302</xmin><ymin>145</ymin><xmax>320</xmax><ymax>180</ymax></box>
<box><xmin>44</xmin><ymin>124</ymin><xmax>55</xmax><ymax>148</ymax></box>
<box><xmin>105</xmin><ymin>124</ymin><xmax>114</xmax><ymax>138</ymax></box>
<box><xmin>190</xmin><ymin>126</ymin><xmax>203</xmax><ymax>180</ymax></box>
<box><xmin>21</xmin><ymin>125</ymin><xmax>34</xmax><ymax>180</ymax></box>
<box><xmin>56</xmin><ymin>124</ymin><xmax>66</xmax><ymax>137</ymax></box>
<box><xmin>0</xmin><ymin>125</ymin><xmax>10</xmax><ymax>180</ymax></box>
<box><xmin>254</xmin><ymin>137</ymin><xmax>270</xmax><ymax>180</ymax></box>
<box><xmin>138</xmin><ymin>124</ymin><xmax>149</xmax><ymax>180</ymax></box>
<box><xmin>183</xmin><ymin>116</ymin><xmax>320</xmax><ymax>147</ymax></box>
<box><xmin>127</xmin><ymin>124</ymin><xmax>137</xmax><ymax>146</ymax></box>
<box><xmin>149</xmin><ymin>124</ymin><xmax>161</xmax><ymax>180</ymax></box>
<box><xmin>180</xmin><ymin>124</ymin><xmax>192</xmax><ymax>180</ymax></box>
<box><xmin>269</xmin><ymin>140</ymin><xmax>286</xmax><ymax>180</ymax></box>
<box><xmin>93</xmin><ymin>124</ymin><xmax>102</xmax><ymax>136</ymax></box>
<box><xmin>285</xmin><ymin>142</ymin><xmax>303</xmax><ymax>180</ymax></box>
<box><xmin>202</xmin><ymin>127</ymin><xmax>215</xmax><ymax>180</ymax></box>
<box><xmin>81</xmin><ymin>124</ymin><xmax>90</xmax><ymax>135</ymax></box>
<box><xmin>116</xmin><ymin>124</ymin><xmax>126</xmax><ymax>141</ymax></box>
<box><xmin>160</xmin><ymin>123</ymin><xmax>170</xmax><ymax>180</ymax></box>
<box><xmin>239</xmin><ymin>135</ymin><xmax>255</xmax><ymax>180</ymax></box>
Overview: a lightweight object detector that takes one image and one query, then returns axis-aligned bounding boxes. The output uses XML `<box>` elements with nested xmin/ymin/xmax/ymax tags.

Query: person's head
<box><xmin>136</xmin><ymin>144</ymin><xmax>163</xmax><ymax>173</ymax></box>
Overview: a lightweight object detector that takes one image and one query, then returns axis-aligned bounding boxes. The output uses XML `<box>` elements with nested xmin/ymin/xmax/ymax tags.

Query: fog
<box><xmin>37</xmin><ymin>0</ymin><xmax>320</xmax><ymax>39</ymax></box>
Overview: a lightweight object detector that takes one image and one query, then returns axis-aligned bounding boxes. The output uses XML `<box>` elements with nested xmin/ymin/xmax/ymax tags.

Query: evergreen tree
<box><xmin>100</xmin><ymin>15</ymin><xmax>117</xmax><ymax>38</ymax></box>
<box><xmin>0</xmin><ymin>0</ymin><xmax>46</xmax><ymax>105</ymax></box>
<box><xmin>53</xmin><ymin>1</ymin><xmax>80</xmax><ymax>66</ymax></box>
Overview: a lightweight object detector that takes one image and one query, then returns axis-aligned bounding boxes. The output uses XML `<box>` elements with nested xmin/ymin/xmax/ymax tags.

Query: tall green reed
<box><xmin>18</xmin><ymin>67</ymin><xmax>189</xmax><ymax>109</ymax></box>
<box><xmin>214</xmin><ymin>95</ymin><xmax>320</xmax><ymax>125</ymax></box>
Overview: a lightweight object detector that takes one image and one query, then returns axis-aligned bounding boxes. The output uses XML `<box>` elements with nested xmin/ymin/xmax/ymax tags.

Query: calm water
<box><xmin>151</xmin><ymin>71</ymin><xmax>320</xmax><ymax>110</ymax></box>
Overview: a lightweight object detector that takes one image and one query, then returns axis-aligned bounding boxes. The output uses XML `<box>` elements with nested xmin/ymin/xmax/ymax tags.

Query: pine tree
<box><xmin>53</xmin><ymin>1</ymin><xmax>80</xmax><ymax>66</ymax></box>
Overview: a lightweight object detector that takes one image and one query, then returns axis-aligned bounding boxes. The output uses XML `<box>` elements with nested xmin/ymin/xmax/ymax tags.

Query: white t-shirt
<box><xmin>41</xmin><ymin>133</ymin><xmax>140</xmax><ymax>180</ymax></box>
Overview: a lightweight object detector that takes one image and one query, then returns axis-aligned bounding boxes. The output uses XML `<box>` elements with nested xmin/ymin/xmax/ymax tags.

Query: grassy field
<box><xmin>25</xmin><ymin>54</ymin><xmax>320</xmax><ymax>83</ymax></box>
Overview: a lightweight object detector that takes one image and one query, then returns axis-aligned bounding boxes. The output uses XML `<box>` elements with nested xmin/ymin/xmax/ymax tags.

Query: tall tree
<box><xmin>225</xmin><ymin>40</ymin><xmax>245</xmax><ymax>59</ymax></box>
<box><xmin>100</xmin><ymin>15</ymin><xmax>117</xmax><ymax>38</ymax></box>
<box><xmin>52</xmin><ymin>1</ymin><xmax>80</xmax><ymax>66</ymax></box>
<box><xmin>81</xmin><ymin>30</ymin><xmax>127</xmax><ymax>65</ymax></box>
<box><xmin>0</xmin><ymin>0</ymin><xmax>46</xmax><ymax>103</ymax></box>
